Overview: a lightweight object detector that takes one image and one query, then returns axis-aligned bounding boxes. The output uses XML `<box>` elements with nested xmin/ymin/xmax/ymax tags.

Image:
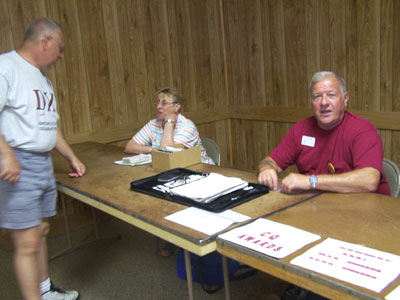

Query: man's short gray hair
<box><xmin>23</xmin><ymin>18</ymin><xmax>63</xmax><ymax>43</ymax></box>
<box><xmin>309</xmin><ymin>71</ymin><xmax>347</xmax><ymax>98</ymax></box>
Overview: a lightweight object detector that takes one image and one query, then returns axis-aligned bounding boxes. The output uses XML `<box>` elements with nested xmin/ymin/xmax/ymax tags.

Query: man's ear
<box><xmin>343</xmin><ymin>92</ymin><xmax>349</xmax><ymax>107</ymax></box>
<box><xmin>41</xmin><ymin>35</ymin><xmax>50</xmax><ymax>52</ymax></box>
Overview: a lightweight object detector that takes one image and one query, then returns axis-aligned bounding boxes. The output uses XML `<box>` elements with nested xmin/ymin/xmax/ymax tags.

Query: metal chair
<box><xmin>382</xmin><ymin>158</ymin><xmax>400</xmax><ymax>197</ymax></box>
<box><xmin>201</xmin><ymin>138</ymin><xmax>221</xmax><ymax>166</ymax></box>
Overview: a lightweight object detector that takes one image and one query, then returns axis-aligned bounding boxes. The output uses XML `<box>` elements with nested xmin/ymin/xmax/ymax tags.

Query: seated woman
<box><xmin>125</xmin><ymin>87</ymin><xmax>214</xmax><ymax>257</ymax></box>
<box><xmin>125</xmin><ymin>87</ymin><xmax>214</xmax><ymax>165</ymax></box>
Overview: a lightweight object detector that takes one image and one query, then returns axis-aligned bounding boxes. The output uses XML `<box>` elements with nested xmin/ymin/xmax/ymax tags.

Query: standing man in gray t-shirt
<box><xmin>0</xmin><ymin>18</ymin><xmax>85</xmax><ymax>300</ymax></box>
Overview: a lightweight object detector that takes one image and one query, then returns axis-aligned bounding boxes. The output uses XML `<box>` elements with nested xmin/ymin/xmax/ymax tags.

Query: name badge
<box><xmin>301</xmin><ymin>135</ymin><xmax>316</xmax><ymax>147</ymax></box>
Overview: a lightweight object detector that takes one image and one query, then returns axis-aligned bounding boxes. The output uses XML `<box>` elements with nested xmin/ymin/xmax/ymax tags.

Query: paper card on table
<box><xmin>385</xmin><ymin>284</ymin><xmax>400</xmax><ymax>300</ymax></box>
<box><xmin>114</xmin><ymin>154</ymin><xmax>152</xmax><ymax>166</ymax></box>
<box><xmin>291</xmin><ymin>238</ymin><xmax>400</xmax><ymax>293</ymax></box>
<box><xmin>165</xmin><ymin>207</ymin><xmax>250</xmax><ymax>235</ymax></box>
<box><xmin>218</xmin><ymin>218</ymin><xmax>321</xmax><ymax>259</ymax></box>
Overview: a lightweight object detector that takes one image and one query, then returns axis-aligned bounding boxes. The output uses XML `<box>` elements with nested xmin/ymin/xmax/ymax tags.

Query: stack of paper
<box><xmin>114</xmin><ymin>154</ymin><xmax>152</xmax><ymax>166</ymax></box>
<box><xmin>165</xmin><ymin>207</ymin><xmax>251</xmax><ymax>235</ymax></box>
<box><xmin>169</xmin><ymin>172</ymin><xmax>248</xmax><ymax>203</ymax></box>
<box><xmin>159</xmin><ymin>146</ymin><xmax>183</xmax><ymax>153</ymax></box>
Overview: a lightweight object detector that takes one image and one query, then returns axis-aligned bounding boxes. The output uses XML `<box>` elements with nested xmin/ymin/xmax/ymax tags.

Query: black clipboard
<box><xmin>130</xmin><ymin>168</ymin><xmax>269</xmax><ymax>212</ymax></box>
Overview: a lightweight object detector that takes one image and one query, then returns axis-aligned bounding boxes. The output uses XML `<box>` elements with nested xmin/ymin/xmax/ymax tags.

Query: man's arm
<box><xmin>258</xmin><ymin>156</ymin><xmax>283</xmax><ymax>191</ymax></box>
<box><xmin>124</xmin><ymin>139</ymin><xmax>153</xmax><ymax>154</ymax></box>
<box><xmin>280</xmin><ymin>167</ymin><xmax>380</xmax><ymax>194</ymax></box>
<box><xmin>0</xmin><ymin>134</ymin><xmax>20</xmax><ymax>184</ymax></box>
<box><xmin>55</xmin><ymin>126</ymin><xmax>85</xmax><ymax>177</ymax></box>
<box><xmin>0</xmin><ymin>71</ymin><xmax>20</xmax><ymax>183</ymax></box>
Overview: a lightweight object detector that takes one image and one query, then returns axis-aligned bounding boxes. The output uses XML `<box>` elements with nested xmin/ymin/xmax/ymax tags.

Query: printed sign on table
<box><xmin>218</xmin><ymin>218</ymin><xmax>321</xmax><ymax>259</ymax></box>
<box><xmin>291</xmin><ymin>238</ymin><xmax>400</xmax><ymax>293</ymax></box>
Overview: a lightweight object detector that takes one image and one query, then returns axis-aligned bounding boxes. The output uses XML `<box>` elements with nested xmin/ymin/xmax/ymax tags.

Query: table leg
<box><xmin>50</xmin><ymin>193</ymin><xmax>72</xmax><ymax>260</ymax></box>
<box><xmin>184</xmin><ymin>249</ymin><xmax>195</xmax><ymax>300</ymax></box>
<box><xmin>92</xmin><ymin>205</ymin><xmax>99</xmax><ymax>239</ymax></box>
<box><xmin>50</xmin><ymin>193</ymin><xmax>120</xmax><ymax>260</ymax></box>
<box><xmin>222</xmin><ymin>255</ymin><xmax>231</xmax><ymax>300</ymax></box>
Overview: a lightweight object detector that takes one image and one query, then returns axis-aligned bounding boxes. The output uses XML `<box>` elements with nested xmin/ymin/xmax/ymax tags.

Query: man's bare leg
<box><xmin>10</xmin><ymin>225</ymin><xmax>41</xmax><ymax>300</ymax></box>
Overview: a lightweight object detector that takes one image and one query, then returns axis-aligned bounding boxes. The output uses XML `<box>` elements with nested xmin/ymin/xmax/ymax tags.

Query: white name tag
<box><xmin>301</xmin><ymin>135</ymin><xmax>316</xmax><ymax>147</ymax></box>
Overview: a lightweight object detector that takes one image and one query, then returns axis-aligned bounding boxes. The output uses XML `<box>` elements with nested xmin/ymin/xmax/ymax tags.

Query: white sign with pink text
<box><xmin>291</xmin><ymin>238</ymin><xmax>400</xmax><ymax>293</ymax></box>
<box><xmin>218</xmin><ymin>218</ymin><xmax>321</xmax><ymax>259</ymax></box>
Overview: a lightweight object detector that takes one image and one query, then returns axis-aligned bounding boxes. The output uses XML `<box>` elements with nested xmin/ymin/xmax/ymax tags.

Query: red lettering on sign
<box><xmin>260</xmin><ymin>232</ymin><xmax>271</xmax><ymax>237</ymax></box>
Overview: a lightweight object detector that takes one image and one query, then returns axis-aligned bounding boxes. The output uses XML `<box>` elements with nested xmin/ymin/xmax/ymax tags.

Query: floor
<box><xmin>0</xmin><ymin>217</ymin><xmax>289</xmax><ymax>300</ymax></box>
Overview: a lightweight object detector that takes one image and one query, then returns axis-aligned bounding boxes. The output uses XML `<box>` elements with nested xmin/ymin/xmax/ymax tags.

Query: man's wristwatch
<box><xmin>309</xmin><ymin>175</ymin><xmax>318</xmax><ymax>189</ymax></box>
<box><xmin>165</xmin><ymin>119</ymin><xmax>174</xmax><ymax>124</ymax></box>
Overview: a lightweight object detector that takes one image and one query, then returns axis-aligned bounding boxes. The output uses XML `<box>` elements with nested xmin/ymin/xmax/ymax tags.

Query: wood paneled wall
<box><xmin>1</xmin><ymin>0</ymin><xmax>399</xmax><ymax>172</ymax></box>
<box><xmin>0</xmin><ymin>0</ymin><xmax>232</xmax><ymax>165</ymax></box>
<box><xmin>222</xmin><ymin>0</ymin><xmax>400</xmax><ymax>170</ymax></box>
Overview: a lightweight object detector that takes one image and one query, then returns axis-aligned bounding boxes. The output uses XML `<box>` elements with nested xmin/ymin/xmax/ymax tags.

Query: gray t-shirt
<box><xmin>0</xmin><ymin>51</ymin><xmax>59</xmax><ymax>152</ymax></box>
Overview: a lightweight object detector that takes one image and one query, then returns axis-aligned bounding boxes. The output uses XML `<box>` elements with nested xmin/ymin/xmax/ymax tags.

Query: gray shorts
<box><xmin>0</xmin><ymin>149</ymin><xmax>57</xmax><ymax>229</ymax></box>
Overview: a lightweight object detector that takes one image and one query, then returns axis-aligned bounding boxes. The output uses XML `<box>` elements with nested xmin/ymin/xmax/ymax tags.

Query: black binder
<box><xmin>130</xmin><ymin>168</ymin><xmax>269</xmax><ymax>213</ymax></box>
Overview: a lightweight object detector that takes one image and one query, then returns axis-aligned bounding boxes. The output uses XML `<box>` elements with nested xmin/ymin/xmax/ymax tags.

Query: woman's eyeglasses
<box><xmin>154</xmin><ymin>100</ymin><xmax>176</xmax><ymax>107</ymax></box>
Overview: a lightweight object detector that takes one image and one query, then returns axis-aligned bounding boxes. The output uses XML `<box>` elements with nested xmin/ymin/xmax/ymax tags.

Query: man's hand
<box><xmin>55</xmin><ymin>126</ymin><xmax>86</xmax><ymax>178</ymax></box>
<box><xmin>280</xmin><ymin>173</ymin><xmax>310</xmax><ymax>193</ymax></box>
<box><xmin>68</xmin><ymin>157</ymin><xmax>85</xmax><ymax>178</ymax></box>
<box><xmin>258</xmin><ymin>166</ymin><xmax>280</xmax><ymax>191</ymax></box>
<box><xmin>257</xmin><ymin>157</ymin><xmax>282</xmax><ymax>191</ymax></box>
<box><xmin>0</xmin><ymin>153</ymin><xmax>21</xmax><ymax>184</ymax></box>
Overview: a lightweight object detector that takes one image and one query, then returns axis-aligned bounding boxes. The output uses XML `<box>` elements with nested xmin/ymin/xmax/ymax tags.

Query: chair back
<box><xmin>382</xmin><ymin>158</ymin><xmax>400</xmax><ymax>197</ymax></box>
<box><xmin>201</xmin><ymin>138</ymin><xmax>221</xmax><ymax>166</ymax></box>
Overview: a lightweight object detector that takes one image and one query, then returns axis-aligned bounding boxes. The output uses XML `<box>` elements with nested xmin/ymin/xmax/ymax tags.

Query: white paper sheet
<box><xmin>114</xmin><ymin>154</ymin><xmax>152</xmax><ymax>166</ymax></box>
<box><xmin>218</xmin><ymin>218</ymin><xmax>321</xmax><ymax>259</ymax></box>
<box><xmin>291</xmin><ymin>238</ymin><xmax>400</xmax><ymax>293</ymax></box>
<box><xmin>385</xmin><ymin>284</ymin><xmax>400</xmax><ymax>300</ymax></box>
<box><xmin>164</xmin><ymin>207</ymin><xmax>250</xmax><ymax>235</ymax></box>
<box><xmin>169</xmin><ymin>172</ymin><xmax>248</xmax><ymax>203</ymax></box>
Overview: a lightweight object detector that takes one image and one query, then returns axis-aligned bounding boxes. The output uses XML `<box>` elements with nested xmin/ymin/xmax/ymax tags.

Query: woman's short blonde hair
<box><xmin>156</xmin><ymin>87</ymin><xmax>183</xmax><ymax>105</ymax></box>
